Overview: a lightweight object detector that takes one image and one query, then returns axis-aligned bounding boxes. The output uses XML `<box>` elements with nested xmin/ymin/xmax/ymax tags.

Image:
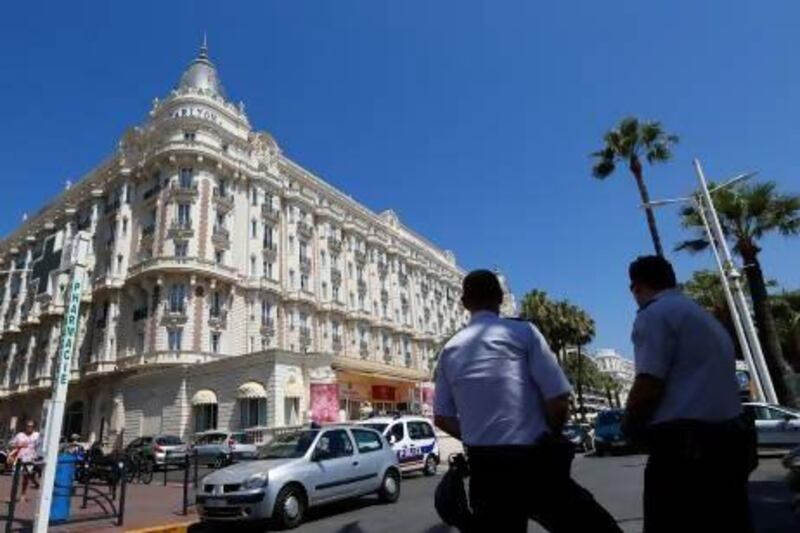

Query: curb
<box><xmin>125</xmin><ymin>522</ymin><xmax>193</xmax><ymax>533</ymax></box>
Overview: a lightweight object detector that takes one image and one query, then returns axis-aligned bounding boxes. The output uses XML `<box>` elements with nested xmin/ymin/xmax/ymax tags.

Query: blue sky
<box><xmin>1</xmin><ymin>1</ymin><xmax>799</xmax><ymax>357</ymax></box>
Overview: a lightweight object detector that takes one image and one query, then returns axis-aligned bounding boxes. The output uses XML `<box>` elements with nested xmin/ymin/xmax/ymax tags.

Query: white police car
<box><xmin>359</xmin><ymin>415</ymin><xmax>439</xmax><ymax>476</ymax></box>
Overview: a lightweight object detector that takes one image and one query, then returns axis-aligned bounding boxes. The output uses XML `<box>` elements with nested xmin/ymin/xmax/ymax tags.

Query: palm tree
<box><xmin>591</xmin><ymin>117</ymin><xmax>679</xmax><ymax>256</ymax></box>
<box><xmin>677</xmin><ymin>181</ymin><xmax>800</xmax><ymax>405</ymax></box>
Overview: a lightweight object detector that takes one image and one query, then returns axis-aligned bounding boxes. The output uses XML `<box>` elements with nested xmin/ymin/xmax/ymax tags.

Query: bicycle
<box><xmin>124</xmin><ymin>453</ymin><xmax>154</xmax><ymax>485</ymax></box>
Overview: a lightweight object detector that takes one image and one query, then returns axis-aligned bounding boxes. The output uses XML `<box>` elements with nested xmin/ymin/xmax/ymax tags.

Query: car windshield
<box><xmin>597</xmin><ymin>411</ymin><xmax>622</xmax><ymax>426</ymax></box>
<box><xmin>258</xmin><ymin>431</ymin><xmax>319</xmax><ymax>459</ymax></box>
<box><xmin>197</xmin><ymin>434</ymin><xmax>226</xmax><ymax>445</ymax></box>
<box><xmin>157</xmin><ymin>436</ymin><xmax>184</xmax><ymax>446</ymax></box>
<box><xmin>361</xmin><ymin>423</ymin><xmax>388</xmax><ymax>434</ymax></box>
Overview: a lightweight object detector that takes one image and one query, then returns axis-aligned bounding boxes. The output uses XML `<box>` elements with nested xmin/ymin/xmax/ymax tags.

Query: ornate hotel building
<box><xmin>0</xmin><ymin>42</ymin><xmax>469</xmax><ymax>445</ymax></box>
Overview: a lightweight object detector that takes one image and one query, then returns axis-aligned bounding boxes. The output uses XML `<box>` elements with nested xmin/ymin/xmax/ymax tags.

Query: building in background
<box><xmin>0</xmin><ymin>41</ymin><xmax>466</xmax><ymax>445</ymax></box>
<box><xmin>495</xmin><ymin>269</ymin><xmax>518</xmax><ymax>317</ymax></box>
<box><xmin>593</xmin><ymin>348</ymin><xmax>635</xmax><ymax>405</ymax></box>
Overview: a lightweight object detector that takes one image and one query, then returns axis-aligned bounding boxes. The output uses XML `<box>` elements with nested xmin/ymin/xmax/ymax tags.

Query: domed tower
<box><xmin>177</xmin><ymin>35</ymin><xmax>227</xmax><ymax>98</ymax></box>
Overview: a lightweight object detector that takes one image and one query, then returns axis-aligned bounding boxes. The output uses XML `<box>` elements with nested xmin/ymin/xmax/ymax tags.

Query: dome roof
<box><xmin>177</xmin><ymin>36</ymin><xmax>227</xmax><ymax>98</ymax></box>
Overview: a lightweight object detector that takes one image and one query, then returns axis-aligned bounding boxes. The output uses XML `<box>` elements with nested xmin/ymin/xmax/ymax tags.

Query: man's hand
<box><xmin>623</xmin><ymin>373</ymin><xmax>665</xmax><ymax>440</ymax></box>
<box><xmin>545</xmin><ymin>394</ymin><xmax>570</xmax><ymax>433</ymax></box>
<box><xmin>434</xmin><ymin>415</ymin><xmax>462</xmax><ymax>441</ymax></box>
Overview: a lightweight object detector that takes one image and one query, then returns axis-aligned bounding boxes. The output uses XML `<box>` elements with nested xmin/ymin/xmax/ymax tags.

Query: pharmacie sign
<box><xmin>56</xmin><ymin>278</ymin><xmax>83</xmax><ymax>385</ymax></box>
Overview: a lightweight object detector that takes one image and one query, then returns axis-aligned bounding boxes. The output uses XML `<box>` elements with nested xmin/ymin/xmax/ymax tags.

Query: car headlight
<box><xmin>242</xmin><ymin>471</ymin><xmax>268</xmax><ymax>490</ymax></box>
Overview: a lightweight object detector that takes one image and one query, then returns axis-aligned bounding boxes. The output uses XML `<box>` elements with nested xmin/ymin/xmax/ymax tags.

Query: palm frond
<box><xmin>592</xmin><ymin>159</ymin><xmax>615</xmax><ymax>179</ymax></box>
<box><xmin>675</xmin><ymin>238</ymin><xmax>710</xmax><ymax>254</ymax></box>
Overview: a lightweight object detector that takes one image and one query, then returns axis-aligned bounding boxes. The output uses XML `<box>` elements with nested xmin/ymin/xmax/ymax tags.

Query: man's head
<box><xmin>24</xmin><ymin>420</ymin><xmax>35</xmax><ymax>435</ymax></box>
<box><xmin>461</xmin><ymin>270</ymin><xmax>503</xmax><ymax>314</ymax></box>
<box><xmin>629</xmin><ymin>255</ymin><xmax>677</xmax><ymax>307</ymax></box>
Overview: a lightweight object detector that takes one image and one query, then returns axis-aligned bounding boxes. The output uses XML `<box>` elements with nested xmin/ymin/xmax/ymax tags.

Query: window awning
<box><xmin>191</xmin><ymin>389</ymin><xmax>217</xmax><ymax>406</ymax></box>
<box><xmin>284</xmin><ymin>377</ymin><xmax>304</xmax><ymax>398</ymax></box>
<box><xmin>238</xmin><ymin>381</ymin><xmax>267</xmax><ymax>399</ymax></box>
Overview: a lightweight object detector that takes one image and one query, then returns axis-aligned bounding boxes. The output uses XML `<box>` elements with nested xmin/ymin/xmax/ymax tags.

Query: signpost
<box><xmin>34</xmin><ymin>232</ymin><xmax>90</xmax><ymax>532</ymax></box>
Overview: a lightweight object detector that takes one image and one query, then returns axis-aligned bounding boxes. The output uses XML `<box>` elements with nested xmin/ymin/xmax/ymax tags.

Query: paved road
<box><xmin>280</xmin><ymin>454</ymin><xmax>799</xmax><ymax>533</ymax></box>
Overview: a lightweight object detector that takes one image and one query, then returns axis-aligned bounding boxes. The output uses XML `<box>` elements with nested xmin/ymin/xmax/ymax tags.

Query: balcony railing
<box><xmin>262</xmin><ymin>242</ymin><xmax>277</xmax><ymax>261</ymax></box>
<box><xmin>354</xmin><ymin>249</ymin><xmax>367</xmax><ymax>264</ymax></box>
<box><xmin>296</xmin><ymin>221</ymin><xmax>313</xmax><ymax>237</ymax></box>
<box><xmin>332</xmin><ymin>335</ymin><xmax>343</xmax><ymax>353</ymax></box>
<box><xmin>299</xmin><ymin>326</ymin><xmax>312</xmax><ymax>347</ymax></box>
<box><xmin>380</xmin><ymin>289</ymin><xmax>389</xmax><ymax>302</ymax></box>
<box><xmin>212</xmin><ymin>188</ymin><xmax>235</xmax><ymax>212</ymax></box>
<box><xmin>261</xmin><ymin>203</ymin><xmax>280</xmax><ymax>222</ymax></box>
<box><xmin>359</xmin><ymin>341</ymin><xmax>369</xmax><ymax>358</ymax></box>
<box><xmin>212</xmin><ymin>226</ymin><xmax>230</xmax><ymax>249</ymax></box>
<box><xmin>168</xmin><ymin>219</ymin><xmax>194</xmax><ymax>240</ymax></box>
<box><xmin>327</xmin><ymin>236</ymin><xmax>343</xmax><ymax>253</ymax></box>
<box><xmin>167</xmin><ymin>181</ymin><xmax>199</xmax><ymax>202</ymax></box>
<box><xmin>299</xmin><ymin>255</ymin><xmax>312</xmax><ymax>273</ymax></box>
<box><xmin>357</xmin><ymin>279</ymin><xmax>367</xmax><ymax>295</ymax></box>
<box><xmin>330</xmin><ymin>268</ymin><xmax>342</xmax><ymax>285</ymax></box>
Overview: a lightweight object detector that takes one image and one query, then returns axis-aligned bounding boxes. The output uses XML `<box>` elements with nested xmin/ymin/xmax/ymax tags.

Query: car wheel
<box><xmin>377</xmin><ymin>468</ymin><xmax>401</xmax><ymax>503</ymax></box>
<box><xmin>272</xmin><ymin>484</ymin><xmax>306</xmax><ymax>530</ymax></box>
<box><xmin>423</xmin><ymin>455</ymin><xmax>437</xmax><ymax>476</ymax></box>
<box><xmin>139</xmin><ymin>461</ymin><xmax>154</xmax><ymax>485</ymax></box>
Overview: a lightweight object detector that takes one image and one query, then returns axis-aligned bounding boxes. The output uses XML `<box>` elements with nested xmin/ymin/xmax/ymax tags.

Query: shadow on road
<box><xmin>749</xmin><ymin>479</ymin><xmax>800</xmax><ymax>531</ymax></box>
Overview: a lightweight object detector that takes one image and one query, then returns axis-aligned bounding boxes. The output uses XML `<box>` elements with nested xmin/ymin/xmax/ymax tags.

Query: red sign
<box><xmin>372</xmin><ymin>385</ymin><xmax>396</xmax><ymax>402</ymax></box>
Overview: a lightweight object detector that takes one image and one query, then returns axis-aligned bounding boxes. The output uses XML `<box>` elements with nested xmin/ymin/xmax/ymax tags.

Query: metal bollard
<box><xmin>163</xmin><ymin>450</ymin><xmax>169</xmax><ymax>486</ymax></box>
<box><xmin>117</xmin><ymin>461</ymin><xmax>127</xmax><ymax>527</ymax></box>
<box><xmin>182</xmin><ymin>454</ymin><xmax>190</xmax><ymax>516</ymax></box>
<box><xmin>81</xmin><ymin>463</ymin><xmax>90</xmax><ymax>509</ymax></box>
<box><xmin>6</xmin><ymin>462</ymin><xmax>22</xmax><ymax>533</ymax></box>
<box><xmin>193</xmin><ymin>448</ymin><xmax>199</xmax><ymax>488</ymax></box>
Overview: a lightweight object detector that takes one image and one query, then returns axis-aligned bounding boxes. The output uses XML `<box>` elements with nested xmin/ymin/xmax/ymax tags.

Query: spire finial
<box><xmin>199</xmin><ymin>32</ymin><xmax>209</xmax><ymax>59</ymax></box>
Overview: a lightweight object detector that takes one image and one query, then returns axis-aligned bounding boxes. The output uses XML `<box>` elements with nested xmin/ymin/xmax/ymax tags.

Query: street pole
<box><xmin>34</xmin><ymin>232</ymin><xmax>90</xmax><ymax>532</ymax></box>
<box><xmin>693</xmin><ymin>159</ymin><xmax>778</xmax><ymax>404</ymax></box>
<box><xmin>694</xmin><ymin>196</ymin><xmax>766</xmax><ymax>402</ymax></box>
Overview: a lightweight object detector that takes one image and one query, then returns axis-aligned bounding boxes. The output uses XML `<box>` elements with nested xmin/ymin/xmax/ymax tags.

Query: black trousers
<box><xmin>644</xmin><ymin>450</ymin><xmax>752</xmax><ymax>533</ymax></box>
<box><xmin>466</xmin><ymin>444</ymin><xmax>622</xmax><ymax>533</ymax></box>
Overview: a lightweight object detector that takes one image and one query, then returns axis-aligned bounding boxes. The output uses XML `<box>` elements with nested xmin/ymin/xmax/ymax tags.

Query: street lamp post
<box><xmin>643</xmin><ymin>160</ymin><xmax>778</xmax><ymax>405</ymax></box>
<box><xmin>692</xmin><ymin>159</ymin><xmax>778</xmax><ymax>404</ymax></box>
<box><xmin>33</xmin><ymin>232</ymin><xmax>90</xmax><ymax>532</ymax></box>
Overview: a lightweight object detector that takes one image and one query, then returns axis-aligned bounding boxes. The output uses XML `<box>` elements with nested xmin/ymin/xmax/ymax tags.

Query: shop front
<box><xmin>334</xmin><ymin>369</ymin><xmax>426</xmax><ymax>421</ymax></box>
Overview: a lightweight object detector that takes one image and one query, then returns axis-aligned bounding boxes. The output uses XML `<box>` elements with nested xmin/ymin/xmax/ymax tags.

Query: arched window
<box><xmin>191</xmin><ymin>390</ymin><xmax>218</xmax><ymax>432</ymax></box>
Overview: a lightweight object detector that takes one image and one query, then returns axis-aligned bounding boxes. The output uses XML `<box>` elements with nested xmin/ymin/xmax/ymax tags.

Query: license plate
<box><xmin>204</xmin><ymin>498</ymin><xmax>226</xmax><ymax>507</ymax></box>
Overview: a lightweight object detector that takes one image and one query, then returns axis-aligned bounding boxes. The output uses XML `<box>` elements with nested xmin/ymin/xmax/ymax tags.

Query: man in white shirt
<box><xmin>10</xmin><ymin>420</ymin><xmax>41</xmax><ymax>500</ymax></box>
<box><xmin>624</xmin><ymin>256</ymin><xmax>754</xmax><ymax>533</ymax></box>
<box><xmin>434</xmin><ymin>270</ymin><xmax>620</xmax><ymax>532</ymax></box>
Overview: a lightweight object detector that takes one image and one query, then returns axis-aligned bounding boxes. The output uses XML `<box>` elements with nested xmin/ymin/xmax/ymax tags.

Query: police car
<box><xmin>358</xmin><ymin>415</ymin><xmax>439</xmax><ymax>476</ymax></box>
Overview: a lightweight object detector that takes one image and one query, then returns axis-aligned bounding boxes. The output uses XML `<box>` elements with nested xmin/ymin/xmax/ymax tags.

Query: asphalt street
<box><xmin>272</xmin><ymin>454</ymin><xmax>799</xmax><ymax>533</ymax></box>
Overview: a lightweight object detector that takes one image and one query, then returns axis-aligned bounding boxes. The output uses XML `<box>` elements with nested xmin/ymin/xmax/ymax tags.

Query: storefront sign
<box><xmin>372</xmin><ymin>385</ymin><xmax>396</xmax><ymax>402</ymax></box>
<box><xmin>310</xmin><ymin>384</ymin><xmax>339</xmax><ymax>423</ymax></box>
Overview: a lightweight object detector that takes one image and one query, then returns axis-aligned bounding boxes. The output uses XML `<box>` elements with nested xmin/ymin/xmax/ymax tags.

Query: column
<box><xmin>0</xmin><ymin>256</ymin><xmax>15</xmax><ymax>331</ymax></box>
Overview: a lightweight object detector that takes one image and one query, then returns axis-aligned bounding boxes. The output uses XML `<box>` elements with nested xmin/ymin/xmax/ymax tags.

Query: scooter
<box><xmin>782</xmin><ymin>445</ymin><xmax>800</xmax><ymax>514</ymax></box>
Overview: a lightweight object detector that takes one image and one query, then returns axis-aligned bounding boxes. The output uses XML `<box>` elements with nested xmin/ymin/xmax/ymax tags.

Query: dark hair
<box><xmin>461</xmin><ymin>270</ymin><xmax>503</xmax><ymax>311</ymax></box>
<box><xmin>629</xmin><ymin>255</ymin><xmax>677</xmax><ymax>291</ymax></box>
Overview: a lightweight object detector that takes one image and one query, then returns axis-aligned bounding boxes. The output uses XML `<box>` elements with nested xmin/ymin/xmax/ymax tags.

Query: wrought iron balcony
<box><xmin>260</xmin><ymin>317</ymin><xmax>275</xmax><ymax>337</ymax></box>
<box><xmin>330</xmin><ymin>268</ymin><xmax>342</xmax><ymax>285</ymax></box>
<box><xmin>212</xmin><ymin>188</ymin><xmax>235</xmax><ymax>212</ymax></box>
<box><xmin>354</xmin><ymin>249</ymin><xmax>367</xmax><ymax>264</ymax></box>
<box><xmin>168</xmin><ymin>219</ymin><xmax>194</xmax><ymax>240</ymax></box>
<box><xmin>327</xmin><ymin>236</ymin><xmax>343</xmax><ymax>253</ymax></box>
<box><xmin>261</xmin><ymin>203</ymin><xmax>280</xmax><ymax>222</ymax></box>
<box><xmin>262</xmin><ymin>243</ymin><xmax>277</xmax><ymax>262</ymax></box>
<box><xmin>212</xmin><ymin>226</ymin><xmax>230</xmax><ymax>249</ymax></box>
<box><xmin>297</xmin><ymin>220</ymin><xmax>313</xmax><ymax>237</ymax></box>
<box><xmin>299</xmin><ymin>326</ymin><xmax>312</xmax><ymax>347</ymax></box>
<box><xmin>299</xmin><ymin>255</ymin><xmax>312</xmax><ymax>273</ymax></box>
<box><xmin>167</xmin><ymin>181</ymin><xmax>199</xmax><ymax>202</ymax></box>
<box><xmin>332</xmin><ymin>335</ymin><xmax>343</xmax><ymax>353</ymax></box>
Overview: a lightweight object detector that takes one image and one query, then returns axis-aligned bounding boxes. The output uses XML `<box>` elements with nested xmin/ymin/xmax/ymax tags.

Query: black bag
<box><xmin>434</xmin><ymin>453</ymin><xmax>473</xmax><ymax>530</ymax></box>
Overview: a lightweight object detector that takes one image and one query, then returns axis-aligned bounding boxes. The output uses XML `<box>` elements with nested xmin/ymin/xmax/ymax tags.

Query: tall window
<box><xmin>179</xmin><ymin>168</ymin><xmax>193</xmax><ymax>188</ymax></box>
<box><xmin>168</xmin><ymin>329</ymin><xmax>183</xmax><ymax>351</ymax></box>
<box><xmin>320</xmin><ymin>250</ymin><xmax>326</xmax><ymax>268</ymax></box>
<box><xmin>211</xmin><ymin>332</ymin><xmax>221</xmax><ymax>353</ymax></box>
<box><xmin>215</xmin><ymin>250</ymin><xmax>224</xmax><ymax>265</ymax></box>
<box><xmin>289</xmin><ymin>270</ymin><xmax>296</xmax><ymax>289</ymax></box>
<box><xmin>263</xmin><ymin>224</ymin><xmax>273</xmax><ymax>249</ymax></box>
<box><xmin>177</xmin><ymin>203</ymin><xmax>191</xmax><ymax>226</ymax></box>
<box><xmin>300</xmin><ymin>273</ymin><xmax>308</xmax><ymax>291</ymax></box>
<box><xmin>169</xmin><ymin>284</ymin><xmax>186</xmax><ymax>313</ymax></box>
<box><xmin>210</xmin><ymin>291</ymin><xmax>222</xmax><ymax>318</ymax></box>
<box><xmin>251</xmin><ymin>188</ymin><xmax>258</xmax><ymax>206</ymax></box>
<box><xmin>194</xmin><ymin>404</ymin><xmax>217</xmax><ymax>432</ymax></box>
<box><xmin>250</xmin><ymin>255</ymin><xmax>257</xmax><ymax>276</ymax></box>
<box><xmin>261</xmin><ymin>300</ymin><xmax>271</xmax><ymax>325</ymax></box>
<box><xmin>240</xmin><ymin>398</ymin><xmax>266</xmax><ymax>428</ymax></box>
<box><xmin>332</xmin><ymin>284</ymin><xmax>339</xmax><ymax>301</ymax></box>
<box><xmin>251</xmin><ymin>219</ymin><xmax>257</xmax><ymax>238</ymax></box>
<box><xmin>299</xmin><ymin>241</ymin><xmax>308</xmax><ymax>262</ymax></box>
<box><xmin>174</xmin><ymin>242</ymin><xmax>187</xmax><ymax>258</ymax></box>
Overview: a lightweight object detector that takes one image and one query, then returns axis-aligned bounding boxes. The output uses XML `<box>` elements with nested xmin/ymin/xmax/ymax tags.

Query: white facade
<box><xmin>0</xmin><ymin>42</ymin><xmax>467</xmax><ymax>446</ymax></box>
<box><xmin>593</xmin><ymin>348</ymin><xmax>635</xmax><ymax>404</ymax></box>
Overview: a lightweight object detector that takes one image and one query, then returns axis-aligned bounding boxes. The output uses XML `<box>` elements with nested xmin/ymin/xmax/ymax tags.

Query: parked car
<box><xmin>563</xmin><ymin>423</ymin><xmax>594</xmax><ymax>453</ymax></box>
<box><xmin>196</xmin><ymin>426</ymin><xmax>400</xmax><ymax>528</ymax></box>
<box><xmin>125</xmin><ymin>434</ymin><xmax>188</xmax><ymax>467</ymax></box>
<box><xmin>593</xmin><ymin>409</ymin><xmax>630</xmax><ymax>456</ymax></box>
<box><xmin>743</xmin><ymin>402</ymin><xmax>800</xmax><ymax>448</ymax></box>
<box><xmin>359</xmin><ymin>415</ymin><xmax>439</xmax><ymax>476</ymax></box>
<box><xmin>193</xmin><ymin>431</ymin><xmax>259</xmax><ymax>468</ymax></box>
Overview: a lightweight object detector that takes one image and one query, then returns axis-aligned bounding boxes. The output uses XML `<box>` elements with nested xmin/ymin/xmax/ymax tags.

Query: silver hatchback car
<box><xmin>196</xmin><ymin>425</ymin><xmax>401</xmax><ymax>528</ymax></box>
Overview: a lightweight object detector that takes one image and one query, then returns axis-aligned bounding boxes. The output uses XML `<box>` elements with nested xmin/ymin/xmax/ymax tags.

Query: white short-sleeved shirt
<box><xmin>632</xmin><ymin>289</ymin><xmax>742</xmax><ymax>425</ymax></box>
<box><xmin>433</xmin><ymin>311</ymin><xmax>572</xmax><ymax>446</ymax></box>
<box><xmin>11</xmin><ymin>431</ymin><xmax>40</xmax><ymax>462</ymax></box>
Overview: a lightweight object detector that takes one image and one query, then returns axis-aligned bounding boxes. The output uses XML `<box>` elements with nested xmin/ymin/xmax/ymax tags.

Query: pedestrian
<box><xmin>9</xmin><ymin>420</ymin><xmax>41</xmax><ymax>501</ymax></box>
<box><xmin>434</xmin><ymin>269</ymin><xmax>622</xmax><ymax>532</ymax></box>
<box><xmin>623</xmin><ymin>255</ymin><xmax>756</xmax><ymax>533</ymax></box>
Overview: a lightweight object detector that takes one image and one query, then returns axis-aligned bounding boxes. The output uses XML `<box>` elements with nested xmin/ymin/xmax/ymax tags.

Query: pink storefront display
<box><xmin>310</xmin><ymin>383</ymin><xmax>340</xmax><ymax>423</ymax></box>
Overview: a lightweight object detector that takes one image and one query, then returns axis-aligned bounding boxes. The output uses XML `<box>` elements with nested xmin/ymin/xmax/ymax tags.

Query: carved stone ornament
<box><xmin>250</xmin><ymin>131</ymin><xmax>280</xmax><ymax>173</ymax></box>
<box><xmin>307</xmin><ymin>364</ymin><xmax>336</xmax><ymax>383</ymax></box>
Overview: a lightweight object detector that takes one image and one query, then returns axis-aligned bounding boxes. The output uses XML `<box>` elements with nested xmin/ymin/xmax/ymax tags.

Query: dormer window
<box><xmin>179</xmin><ymin>168</ymin><xmax>194</xmax><ymax>188</ymax></box>
<box><xmin>183</xmin><ymin>131</ymin><xmax>196</xmax><ymax>142</ymax></box>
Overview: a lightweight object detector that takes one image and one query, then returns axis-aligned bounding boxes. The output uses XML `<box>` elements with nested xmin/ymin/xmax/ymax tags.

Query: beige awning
<box><xmin>238</xmin><ymin>381</ymin><xmax>267</xmax><ymax>399</ymax></box>
<box><xmin>191</xmin><ymin>389</ymin><xmax>217</xmax><ymax>406</ymax></box>
<box><xmin>284</xmin><ymin>377</ymin><xmax>304</xmax><ymax>398</ymax></box>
